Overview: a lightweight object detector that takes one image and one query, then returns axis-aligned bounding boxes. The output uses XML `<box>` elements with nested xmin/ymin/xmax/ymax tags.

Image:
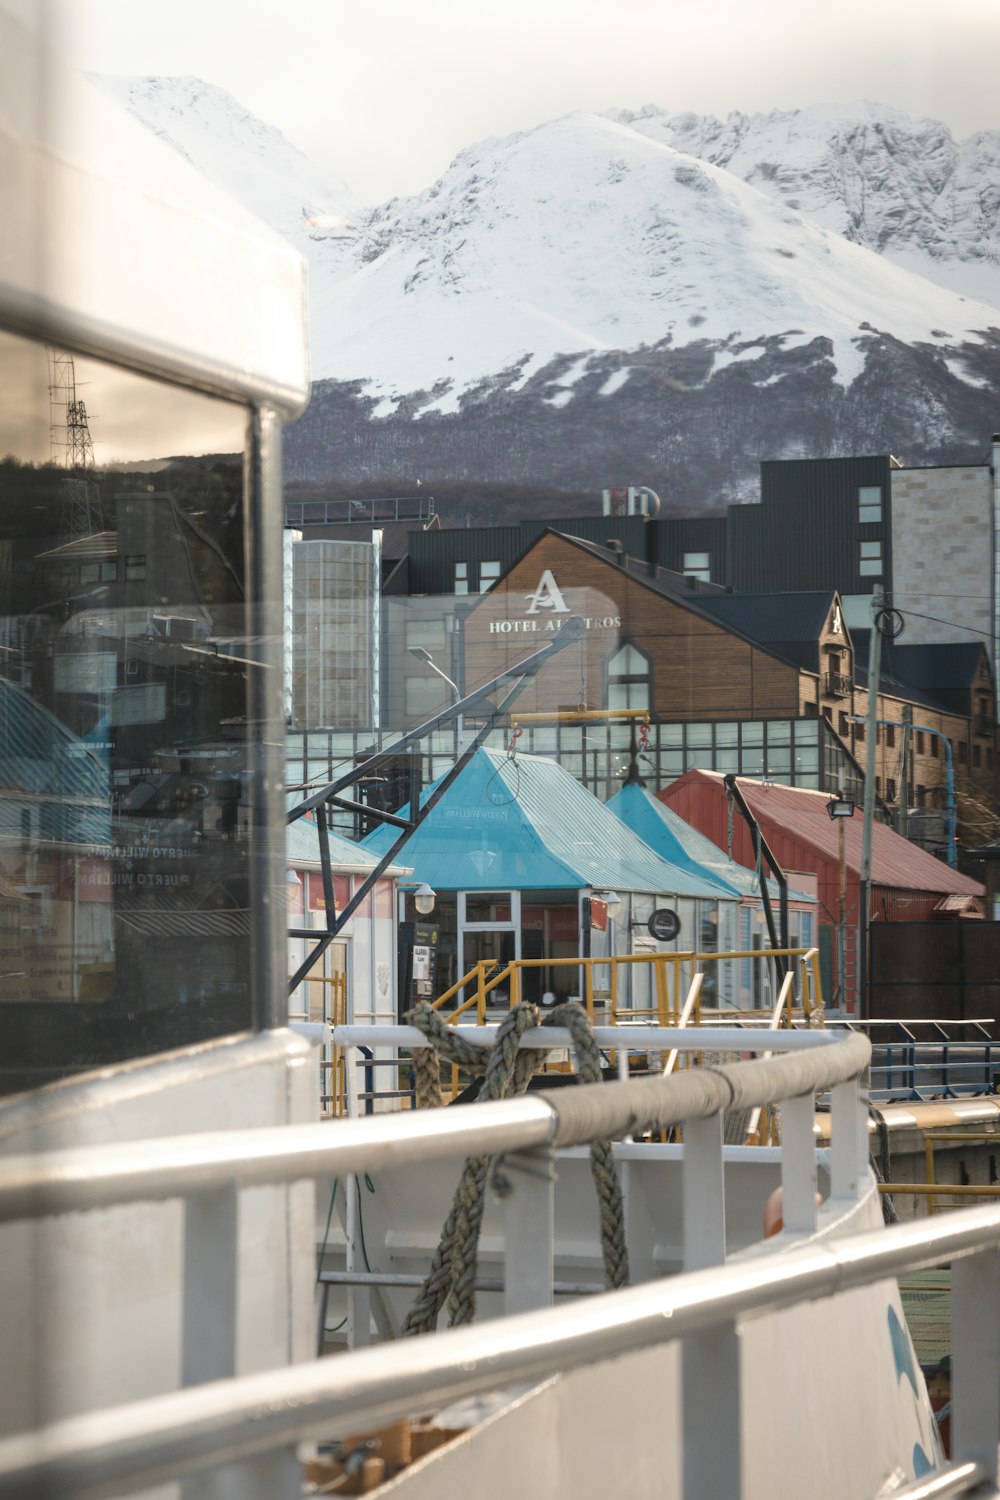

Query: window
<box><xmin>855</xmin><ymin>722</ymin><xmax>865</xmax><ymax>743</ymax></box>
<box><xmin>125</xmin><ymin>554</ymin><xmax>146</xmax><ymax>581</ymax></box>
<box><xmin>405</xmin><ymin>617</ymin><xmax>447</xmax><ymax>652</ymax></box>
<box><xmin>99</xmin><ymin>561</ymin><xmax>118</xmax><ymax>582</ymax></box>
<box><xmin>838</xmin><ymin>712</ymin><xmax>850</xmax><ymax>737</ymax></box>
<box><xmin>974</xmin><ymin>744</ymin><xmax>982</xmax><ymax>768</ymax></box>
<box><xmin>875</xmin><ymin>776</ymin><xmax>882</xmax><ymax>797</ymax></box>
<box><xmin>453</xmin><ymin>561</ymin><xmax>469</xmax><ymax>595</ymax></box>
<box><xmin>858</xmin><ymin>486</ymin><xmax>882</xmax><ymax>523</ymax></box>
<box><xmin>885</xmin><ymin>724</ymin><xmax>895</xmax><ymax>749</ymax></box>
<box><xmin>958</xmin><ymin>741</ymin><xmax>968</xmax><ymax>766</ymax></box>
<box><xmin>930</xmin><ymin>736</ymin><xmax>939</xmax><ymax>759</ymax></box>
<box><xmin>607</xmin><ymin>641</ymin><xmax>650</xmax><ymax>712</ymax></box>
<box><xmin>683</xmin><ymin>551</ymin><xmax>710</xmax><ymax>582</ymax></box>
<box><xmin>886</xmin><ymin>778</ymin><xmax>896</xmax><ymax>801</ymax></box>
<box><xmin>479</xmin><ymin>560</ymin><xmax>501</xmax><ymax>592</ymax></box>
<box><xmin>859</xmin><ymin>540</ymin><xmax>882</xmax><ymax>576</ymax></box>
<box><xmin>916</xmin><ymin>730</ymin><xmax>925</xmax><ymax>755</ymax></box>
<box><xmin>916</xmin><ymin>786</ymin><xmax>926</xmax><ymax>807</ymax></box>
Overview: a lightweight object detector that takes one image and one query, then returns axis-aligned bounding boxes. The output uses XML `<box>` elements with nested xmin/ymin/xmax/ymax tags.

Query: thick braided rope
<box><xmin>406</xmin><ymin>1001</ymin><xmax>490</xmax><ymax>1110</ymax></box>
<box><xmin>409</xmin><ymin>1045</ymin><xmax>444</xmax><ymax>1111</ymax></box>
<box><xmin>445</xmin><ymin>1003</ymin><xmax>543</xmax><ymax>1325</ymax></box>
<box><xmin>545</xmin><ymin>1002</ymin><xmax>630</xmax><ymax>1290</ymax></box>
<box><xmin>401</xmin><ymin>1004</ymin><xmax>541</xmax><ymax>1335</ymax></box>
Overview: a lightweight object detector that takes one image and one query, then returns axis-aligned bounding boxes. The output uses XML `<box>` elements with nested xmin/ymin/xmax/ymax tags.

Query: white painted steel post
<box><xmin>830</xmin><ymin>1077</ymin><xmax>869</xmax><ymax>1202</ymax></box>
<box><xmin>346</xmin><ymin>1173</ymin><xmax>372</xmax><ymax>1348</ymax></box>
<box><xmin>780</xmin><ymin>1094</ymin><xmax>819</xmax><ymax>1232</ymax></box>
<box><xmin>683</xmin><ymin>1322</ymin><xmax>743</xmax><ymax>1498</ymax></box>
<box><xmin>952</xmin><ymin>1247</ymin><xmax>1000</xmax><ymax>1483</ymax></box>
<box><xmin>181</xmin><ymin>1186</ymin><xmax>302</xmax><ymax>1500</ymax></box>
<box><xmin>182</xmin><ymin>1183</ymin><xmax>238</xmax><ymax>1387</ymax></box>
<box><xmin>501</xmin><ymin>1148</ymin><xmax>555</xmax><ymax>1315</ymax></box>
<box><xmin>683</xmin><ymin>1112</ymin><xmax>726</xmax><ymax>1270</ymax></box>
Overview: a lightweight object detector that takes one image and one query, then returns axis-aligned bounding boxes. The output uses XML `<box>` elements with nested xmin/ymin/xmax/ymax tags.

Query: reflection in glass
<box><xmin>0</xmin><ymin>330</ymin><xmax>251</xmax><ymax>1093</ymax></box>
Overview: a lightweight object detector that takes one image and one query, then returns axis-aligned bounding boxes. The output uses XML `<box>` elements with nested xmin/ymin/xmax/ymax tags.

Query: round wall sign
<box><xmin>647</xmin><ymin>908</ymin><xmax>680</xmax><ymax>942</ymax></box>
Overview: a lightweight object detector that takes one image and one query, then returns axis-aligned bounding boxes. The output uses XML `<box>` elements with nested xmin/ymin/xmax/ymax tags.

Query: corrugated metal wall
<box><xmin>729</xmin><ymin>455</ymin><xmax>892</xmax><ymax>594</ymax></box>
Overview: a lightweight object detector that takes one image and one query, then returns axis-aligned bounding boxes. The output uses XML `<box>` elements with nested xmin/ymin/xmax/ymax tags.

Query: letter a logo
<box><xmin>525</xmin><ymin>569</ymin><xmax>569</xmax><ymax>616</ymax></box>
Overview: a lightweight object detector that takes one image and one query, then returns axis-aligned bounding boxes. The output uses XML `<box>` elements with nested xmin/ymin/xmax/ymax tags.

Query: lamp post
<box><xmin>827</xmin><ymin>795</ymin><xmax>854</xmax><ymax>1011</ymax></box>
<box><xmin>409</xmin><ymin>647</ymin><xmax>462</xmax><ymax>754</ymax></box>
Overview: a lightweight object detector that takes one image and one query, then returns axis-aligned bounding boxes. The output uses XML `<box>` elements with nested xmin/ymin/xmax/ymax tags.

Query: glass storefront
<box><xmin>0</xmin><ymin>329</ymin><xmax>257</xmax><ymax>1092</ymax></box>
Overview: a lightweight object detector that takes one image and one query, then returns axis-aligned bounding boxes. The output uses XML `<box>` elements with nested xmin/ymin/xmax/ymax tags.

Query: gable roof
<box><xmin>693</xmin><ymin>591</ymin><xmax>840</xmax><ymax>672</ymax></box>
<box><xmin>462</xmin><ymin>529</ymin><xmax>814</xmax><ymax>680</ymax></box>
<box><xmin>662</xmin><ymin>771</ymin><xmax>983</xmax><ymax>896</ymax></box>
<box><xmin>361</xmin><ymin>748</ymin><xmax>736</xmax><ymax>899</ymax></box>
<box><xmin>853</xmin><ymin>636</ymin><xmax>989</xmax><ymax>716</ymax></box>
<box><xmin>605</xmin><ymin>782</ymin><xmax>814</xmax><ymax>904</ymax></box>
<box><xmin>693</xmin><ymin>591</ymin><xmax>838</xmax><ymax>644</ymax></box>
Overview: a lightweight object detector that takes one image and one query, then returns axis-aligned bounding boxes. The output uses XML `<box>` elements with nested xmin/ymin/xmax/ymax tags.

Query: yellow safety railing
<box><xmin>296</xmin><ymin>971</ymin><xmax>347</xmax><ymax>1119</ymax></box>
<box><xmin>430</xmin><ymin>947</ymin><xmax>823</xmax><ymax>1030</ymax></box>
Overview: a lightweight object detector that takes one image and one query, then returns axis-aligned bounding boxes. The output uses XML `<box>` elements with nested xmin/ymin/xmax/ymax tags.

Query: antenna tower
<box><xmin>48</xmin><ymin>349</ymin><xmax>104</xmax><ymax>539</ymax></box>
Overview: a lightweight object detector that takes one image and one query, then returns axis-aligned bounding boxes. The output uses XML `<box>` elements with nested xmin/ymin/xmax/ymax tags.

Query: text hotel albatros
<box><xmin>485</xmin><ymin>570</ymin><xmax>620</xmax><ymax>633</ymax></box>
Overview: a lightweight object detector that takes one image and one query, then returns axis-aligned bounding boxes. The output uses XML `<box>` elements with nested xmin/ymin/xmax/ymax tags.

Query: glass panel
<box><xmin>765</xmin><ymin>720</ymin><xmax>791</xmax><ymax>745</ymax></box>
<box><xmin>686</xmin><ymin>723</ymin><xmax>713</xmax><ymax>747</ymax></box>
<box><xmin>715</xmin><ymin>722</ymin><xmax>739</xmax><ymax>747</ymax></box>
<box><xmin>465</xmin><ymin>893</ymin><xmax>515</xmax><ymax>923</ymax></box>
<box><xmin>858</xmin><ymin>485</ymin><xmax>882</xmax><ymax>522</ymax></box>
<box><xmin>0</xmin><ymin>329</ymin><xmax>251</xmax><ymax>1094</ymax></box>
<box><xmin>741</xmin><ymin>721</ymin><xmax>764</xmax><ymax>746</ymax></box>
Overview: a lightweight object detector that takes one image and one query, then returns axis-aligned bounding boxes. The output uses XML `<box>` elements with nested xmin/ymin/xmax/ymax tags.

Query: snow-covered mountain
<box><xmin>95</xmin><ymin>77</ymin><xmax>1000</xmax><ymax>506</ymax></box>
<box><xmin>92</xmin><ymin>75</ymin><xmax>363</xmax><ymax>276</ymax></box>
<box><xmin>309</xmin><ymin>109</ymin><xmax>998</xmax><ymax>412</ymax></box>
<box><xmin>609</xmin><ymin>101</ymin><xmax>1000</xmax><ymax>307</ymax></box>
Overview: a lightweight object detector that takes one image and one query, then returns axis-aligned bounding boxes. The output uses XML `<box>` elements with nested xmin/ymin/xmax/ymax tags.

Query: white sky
<box><xmin>12</xmin><ymin>0</ymin><xmax>999</xmax><ymax>203</ymax></box>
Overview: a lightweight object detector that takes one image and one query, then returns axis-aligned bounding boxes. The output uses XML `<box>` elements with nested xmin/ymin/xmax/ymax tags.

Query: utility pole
<box><xmin>898</xmin><ymin>702</ymin><xmax>912</xmax><ymax>838</ymax></box>
<box><xmin>859</xmin><ymin>585</ymin><xmax>884</xmax><ymax>1019</ymax></box>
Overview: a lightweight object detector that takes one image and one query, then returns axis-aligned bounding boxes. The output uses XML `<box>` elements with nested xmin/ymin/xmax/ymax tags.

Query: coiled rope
<box><xmin>401</xmin><ymin>999</ymin><xmax>629</xmax><ymax>1336</ymax></box>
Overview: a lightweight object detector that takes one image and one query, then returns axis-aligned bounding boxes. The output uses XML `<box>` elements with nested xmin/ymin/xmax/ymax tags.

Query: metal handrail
<box><xmin>8</xmin><ymin>1189</ymin><xmax>1000</xmax><ymax>1500</ymax></box>
<box><xmin>0</xmin><ymin>1027</ymin><xmax>858</xmax><ymax>1226</ymax></box>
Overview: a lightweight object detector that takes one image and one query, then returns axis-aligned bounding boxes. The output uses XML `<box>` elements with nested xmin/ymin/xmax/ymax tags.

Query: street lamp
<box><xmin>414</xmin><ymin>882</ymin><xmax>437</xmax><ymax>916</ymax></box>
<box><xmin>409</xmin><ymin>646</ymin><xmax>462</xmax><ymax>751</ymax></box>
<box><xmin>826</xmin><ymin>796</ymin><xmax>855</xmax><ymax>820</ymax></box>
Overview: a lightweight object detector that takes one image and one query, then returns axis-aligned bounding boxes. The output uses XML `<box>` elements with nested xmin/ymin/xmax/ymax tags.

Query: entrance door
<box><xmin>458</xmin><ymin>890</ymin><xmax>520</xmax><ymax>1009</ymax></box>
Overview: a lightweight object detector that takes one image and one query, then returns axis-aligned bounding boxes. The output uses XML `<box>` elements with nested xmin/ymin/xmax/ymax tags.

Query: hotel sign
<box><xmin>488</xmin><ymin>569</ymin><xmax>620</xmax><ymax>635</ymax></box>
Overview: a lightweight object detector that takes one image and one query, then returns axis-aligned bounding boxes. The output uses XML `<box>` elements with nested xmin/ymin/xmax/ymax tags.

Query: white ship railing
<box><xmin>0</xmin><ymin>1027</ymin><xmax>995</xmax><ymax>1499</ymax></box>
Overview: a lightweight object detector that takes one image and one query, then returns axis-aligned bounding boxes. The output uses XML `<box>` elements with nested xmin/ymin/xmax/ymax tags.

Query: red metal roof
<box><xmin>661</xmin><ymin>771</ymin><xmax>983</xmax><ymax>897</ymax></box>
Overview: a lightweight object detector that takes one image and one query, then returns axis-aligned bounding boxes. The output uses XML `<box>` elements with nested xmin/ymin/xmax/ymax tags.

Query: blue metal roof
<box><xmin>0</xmin><ymin>678</ymin><xmax>110</xmax><ymax>845</ymax></box>
<box><xmin>361</xmin><ymin>748</ymin><xmax>734</xmax><ymax>899</ymax></box>
<box><xmin>605</xmin><ymin>782</ymin><xmax>815</xmax><ymax>905</ymax></box>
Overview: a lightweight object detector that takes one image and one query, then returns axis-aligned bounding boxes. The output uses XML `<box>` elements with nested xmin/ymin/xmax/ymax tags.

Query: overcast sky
<box><xmin>13</xmin><ymin>0</ymin><xmax>999</xmax><ymax>203</ymax></box>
